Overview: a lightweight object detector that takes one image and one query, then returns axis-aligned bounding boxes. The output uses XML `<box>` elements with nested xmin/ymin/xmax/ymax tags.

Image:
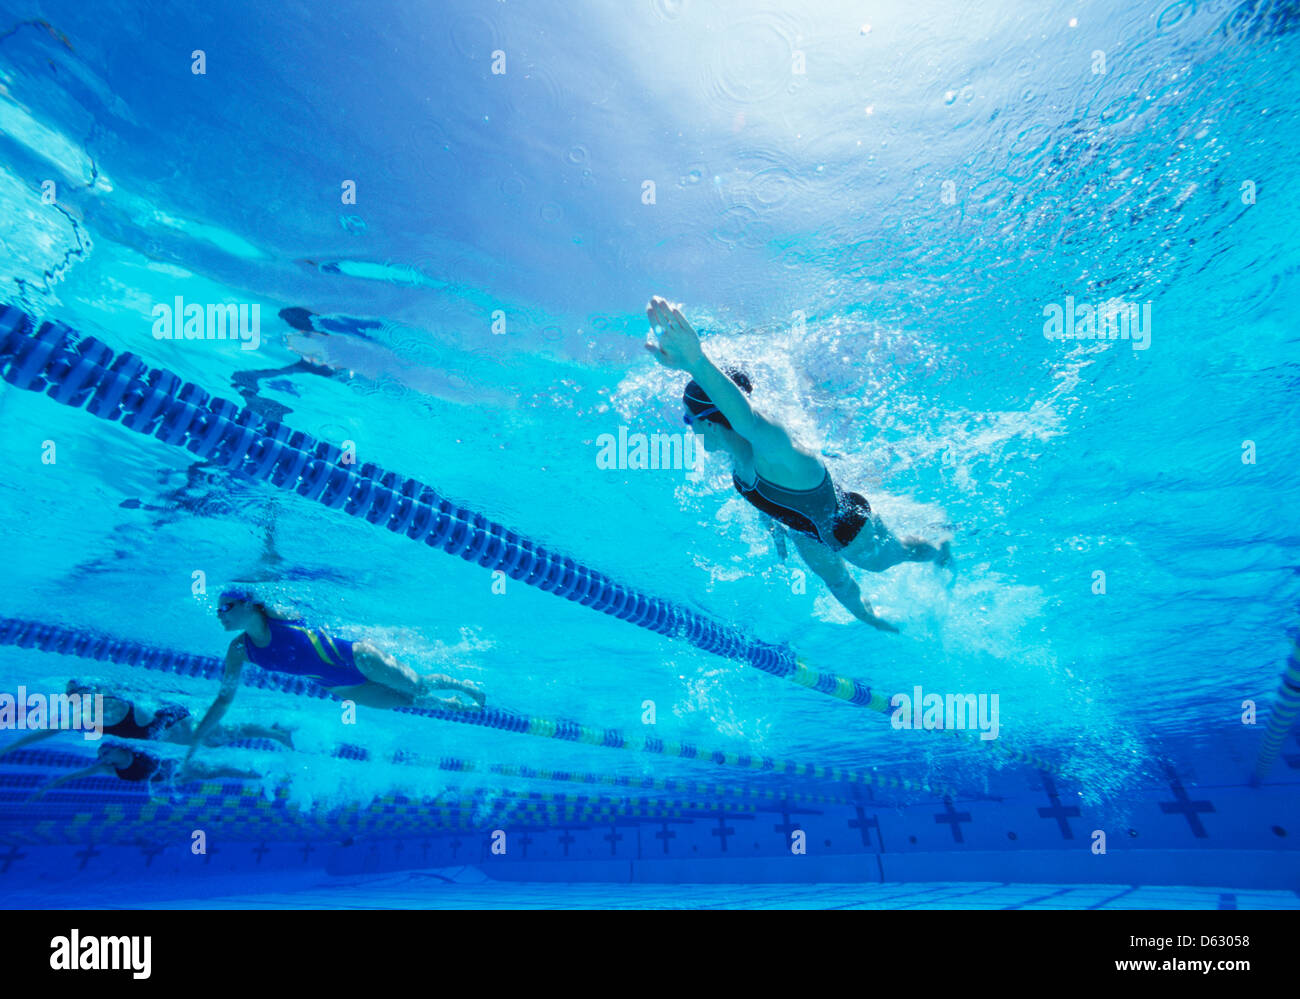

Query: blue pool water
<box><xmin>0</xmin><ymin>0</ymin><xmax>1297</xmax><ymax>910</ymax></box>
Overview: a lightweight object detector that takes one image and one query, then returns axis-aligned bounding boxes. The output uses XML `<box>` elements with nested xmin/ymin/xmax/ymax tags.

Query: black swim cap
<box><xmin>279</xmin><ymin>307</ymin><xmax>317</xmax><ymax>332</ymax></box>
<box><xmin>682</xmin><ymin>369</ymin><xmax>752</xmax><ymax>430</ymax></box>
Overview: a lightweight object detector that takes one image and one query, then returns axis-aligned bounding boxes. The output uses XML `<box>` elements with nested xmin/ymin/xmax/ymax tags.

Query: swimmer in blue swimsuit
<box><xmin>188</xmin><ymin>589</ymin><xmax>486</xmax><ymax>762</ymax></box>
<box><xmin>645</xmin><ymin>296</ymin><xmax>950</xmax><ymax>632</ymax></box>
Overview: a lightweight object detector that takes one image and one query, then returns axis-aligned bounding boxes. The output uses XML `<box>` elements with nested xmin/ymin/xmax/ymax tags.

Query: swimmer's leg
<box><xmin>328</xmin><ymin>680</ymin><xmax>477</xmax><ymax>712</ymax></box>
<box><xmin>168</xmin><ymin>722</ymin><xmax>294</xmax><ymax>748</ymax></box>
<box><xmin>350</xmin><ymin>641</ymin><xmax>423</xmax><ymax>699</ymax></box>
<box><xmin>841</xmin><ymin>516</ymin><xmax>950</xmax><ymax>571</ymax></box>
<box><xmin>351</xmin><ymin>641</ymin><xmax>485</xmax><ymax>708</ymax></box>
<box><xmin>262</xmin><ymin>722</ymin><xmax>296</xmax><ymax>747</ymax></box>
<box><xmin>328</xmin><ymin>681</ymin><xmax>416</xmax><ymax>710</ymax></box>
<box><xmin>180</xmin><ymin>761</ymin><xmax>260</xmax><ymax>782</ymax></box>
<box><xmin>159</xmin><ymin>717</ymin><xmax>195</xmax><ymax>744</ymax></box>
<box><xmin>423</xmin><ymin>673</ymin><xmax>486</xmax><ymax>706</ymax></box>
<box><xmin>899</xmin><ymin>536</ymin><xmax>949</xmax><ymax>565</ymax></box>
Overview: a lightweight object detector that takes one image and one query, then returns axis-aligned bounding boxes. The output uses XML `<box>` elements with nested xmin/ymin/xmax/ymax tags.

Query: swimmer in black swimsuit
<box><xmin>0</xmin><ymin>681</ymin><xmax>293</xmax><ymax>759</ymax></box>
<box><xmin>26</xmin><ymin>742</ymin><xmax>259</xmax><ymax>801</ymax></box>
<box><xmin>188</xmin><ymin>589</ymin><xmax>485</xmax><ymax>766</ymax></box>
<box><xmin>645</xmin><ymin>296</ymin><xmax>950</xmax><ymax>632</ymax></box>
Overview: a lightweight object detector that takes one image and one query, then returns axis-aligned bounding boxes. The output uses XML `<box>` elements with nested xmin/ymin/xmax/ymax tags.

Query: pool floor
<box><xmin>5</xmin><ymin>874</ymin><xmax>1298</xmax><ymax>909</ymax></box>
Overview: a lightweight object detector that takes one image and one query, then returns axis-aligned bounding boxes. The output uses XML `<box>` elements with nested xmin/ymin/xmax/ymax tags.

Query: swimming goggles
<box><xmin>683</xmin><ymin>405</ymin><xmax>720</xmax><ymax>427</ymax></box>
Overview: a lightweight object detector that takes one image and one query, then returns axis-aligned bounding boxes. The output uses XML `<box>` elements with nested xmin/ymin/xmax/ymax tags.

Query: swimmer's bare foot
<box><xmin>415</xmin><ymin>690</ymin><xmax>483</xmax><ymax>713</ymax></box>
<box><xmin>459</xmin><ymin>680</ymin><xmax>486</xmax><ymax>707</ymax></box>
<box><xmin>442</xmin><ymin>696</ymin><xmax>483</xmax><ymax>713</ymax></box>
<box><xmin>422</xmin><ymin>674</ymin><xmax>486</xmax><ymax>707</ymax></box>
<box><xmin>937</xmin><ymin>541</ymin><xmax>953</xmax><ymax>569</ymax></box>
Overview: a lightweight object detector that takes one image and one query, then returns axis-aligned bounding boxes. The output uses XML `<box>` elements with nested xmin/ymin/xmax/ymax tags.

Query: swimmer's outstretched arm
<box><xmin>645</xmin><ymin>297</ymin><xmax>763</xmax><ymax>438</ymax></box>
<box><xmin>187</xmin><ymin>640</ymin><xmax>246</xmax><ymax>765</ymax></box>
<box><xmin>0</xmin><ymin>728</ymin><xmax>59</xmax><ymax>759</ymax></box>
<box><xmin>645</xmin><ymin>297</ymin><xmax>820</xmax><ymax>478</ymax></box>
<box><xmin>789</xmin><ymin>532</ymin><xmax>899</xmax><ymax>633</ymax></box>
<box><xmin>26</xmin><ymin>762</ymin><xmax>114</xmax><ymax>802</ymax></box>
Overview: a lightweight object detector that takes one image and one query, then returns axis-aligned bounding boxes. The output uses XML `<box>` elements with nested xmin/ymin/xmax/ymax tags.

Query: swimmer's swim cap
<box><xmin>682</xmin><ymin>369</ymin><xmax>752</xmax><ymax>430</ymax></box>
<box><xmin>279</xmin><ymin>307</ymin><xmax>318</xmax><ymax>332</ymax></box>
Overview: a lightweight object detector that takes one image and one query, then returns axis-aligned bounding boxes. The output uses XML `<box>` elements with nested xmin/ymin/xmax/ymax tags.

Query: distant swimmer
<box><xmin>0</xmin><ymin>680</ymin><xmax>293</xmax><ymax>758</ymax></box>
<box><xmin>274</xmin><ymin>305</ymin><xmax>510</xmax><ymax>409</ymax></box>
<box><xmin>644</xmin><ymin>295</ymin><xmax>950</xmax><ymax>632</ymax></box>
<box><xmin>27</xmin><ymin>743</ymin><xmax>260</xmax><ymax>800</ymax></box>
<box><xmin>189</xmin><ymin>589</ymin><xmax>486</xmax><ymax>762</ymax></box>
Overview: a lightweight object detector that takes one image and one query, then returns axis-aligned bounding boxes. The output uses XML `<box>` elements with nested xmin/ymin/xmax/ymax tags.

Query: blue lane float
<box><xmin>0</xmin><ymin>305</ymin><xmax>828</xmax><ymax>691</ymax></box>
<box><xmin>1253</xmin><ymin>637</ymin><xmax>1300</xmax><ymax>783</ymax></box>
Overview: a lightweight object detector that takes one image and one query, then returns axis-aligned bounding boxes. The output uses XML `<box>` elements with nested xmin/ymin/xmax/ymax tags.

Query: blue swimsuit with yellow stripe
<box><xmin>242</xmin><ymin>619</ymin><xmax>366</xmax><ymax>688</ymax></box>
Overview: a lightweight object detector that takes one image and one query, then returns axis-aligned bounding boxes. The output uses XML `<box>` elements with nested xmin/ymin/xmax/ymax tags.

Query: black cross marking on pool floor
<box><xmin>1036</xmin><ymin>772</ymin><xmax>1081</xmax><ymax>839</ymax></box>
<box><xmin>74</xmin><ymin>843</ymin><xmax>101</xmax><ymax>870</ymax></box>
<box><xmin>654</xmin><ymin>822</ymin><xmax>678</xmax><ymax>854</ymax></box>
<box><xmin>712</xmin><ymin>812</ymin><xmax>735</xmax><ymax>852</ymax></box>
<box><xmin>557</xmin><ymin>829</ymin><xmax>578</xmax><ymax>856</ymax></box>
<box><xmin>767</xmin><ymin>805</ymin><xmax>821</xmax><ymax>843</ymax></box>
<box><xmin>517</xmin><ymin>832</ymin><xmax>534</xmax><ymax>858</ymax></box>
<box><xmin>299</xmin><ymin>843</ymin><xmax>316</xmax><ymax>862</ymax></box>
<box><xmin>934</xmin><ymin>797</ymin><xmax>973</xmax><ymax>843</ymax></box>
<box><xmin>0</xmin><ymin>845</ymin><xmax>26</xmax><ymax>873</ymax></box>
<box><xmin>139</xmin><ymin>844</ymin><xmax>164</xmax><ymax>867</ymax></box>
<box><xmin>1158</xmin><ymin>765</ymin><xmax>1215</xmax><ymax>838</ymax></box>
<box><xmin>604</xmin><ymin>824</ymin><xmax>624</xmax><ymax>855</ymax></box>
<box><xmin>848</xmin><ymin>807</ymin><xmax>882</xmax><ymax>849</ymax></box>
<box><xmin>447</xmin><ymin>839</ymin><xmax>462</xmax><ymax>860</ymax></box>
<box><xmin>710</xmin><ymin>809</ymin><xmax>755</xmax><ymax>852</ymax></box>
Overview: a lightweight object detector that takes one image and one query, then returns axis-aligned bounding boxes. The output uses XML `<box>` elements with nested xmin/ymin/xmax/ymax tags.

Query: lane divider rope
<box><xmin>1252</xmin><ymin>638</ymin><xmax>1300</xmax><ymax>783</ymax></box>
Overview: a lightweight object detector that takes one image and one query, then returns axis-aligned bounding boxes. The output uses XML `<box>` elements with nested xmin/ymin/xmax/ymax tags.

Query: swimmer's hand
<box><xmin>645</xmin><ymin>296</ymin><xmax>705</xmax><ymax>372</ymax></box>
<box><xmin>768</xmin><ymin>520</ymin><xmax>788</xmax><ymax>561</ymax></box>
<box><xmin>852</xmin><ymin>594</ymin><xmax>899</xmax><ymax>633</ymax></box>
<box><xmin>865</xmin><ymin>614</ymin><xmax>900</xmax><ymax>634</ymax></box>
